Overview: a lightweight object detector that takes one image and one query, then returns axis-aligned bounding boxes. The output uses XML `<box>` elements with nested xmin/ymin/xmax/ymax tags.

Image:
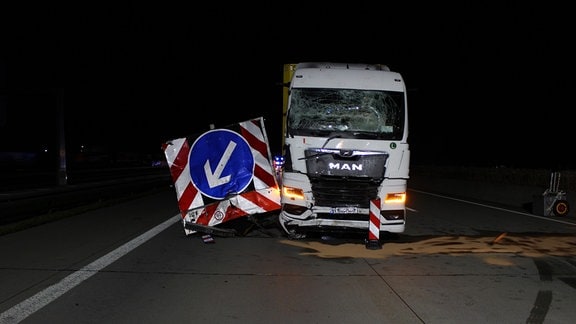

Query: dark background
<box><xmin>2</xmin><ymin>1</ymin><xmax>574</xmax><ymax>170</ymax></box>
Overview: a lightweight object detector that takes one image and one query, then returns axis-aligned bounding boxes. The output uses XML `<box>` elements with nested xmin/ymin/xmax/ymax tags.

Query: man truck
<box><xmin>278</xmin><ymin>62</ymin><xmax>410</xmax><ymax>239</ymax></box>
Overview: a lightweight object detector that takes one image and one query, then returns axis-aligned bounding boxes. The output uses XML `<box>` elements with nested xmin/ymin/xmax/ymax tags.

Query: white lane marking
<box><xmin>0</xmin><ymin>215</ymin><xmax>181</xmax><ymax>324</ymax></box>
<box><xmin>409</xmin><ymin>189</ymin><xmax>576</xmax><ymax>226</ymax></box>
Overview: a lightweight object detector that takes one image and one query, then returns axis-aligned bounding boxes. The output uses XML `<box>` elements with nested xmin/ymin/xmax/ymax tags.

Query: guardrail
<box><xmin>0</xmin><ymin>167</ymin><xmax>172</xmax><ymax>229</ymax></box>
<box><xmin>409</xmin><ymin>166</ymin><xmax>574</xmax><ymax>217</ymax></box>
<box><xmin>411</xmin><ymin>165</ymin><xmax>576</xmax><ymax>192</ymax></box>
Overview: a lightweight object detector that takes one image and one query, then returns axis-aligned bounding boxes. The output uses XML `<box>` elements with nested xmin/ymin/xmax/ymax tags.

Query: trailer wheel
<box><xmin>552</xmin><ymin>200</ymin><xmax>570</xmax><ymax>216</ymax></box>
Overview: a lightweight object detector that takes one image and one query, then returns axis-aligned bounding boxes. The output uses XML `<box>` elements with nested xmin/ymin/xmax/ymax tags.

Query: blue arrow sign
<box><xmin>189</xmin><ymin>129</ymin><xmax>255</xmax><ymax>200</ymax></box>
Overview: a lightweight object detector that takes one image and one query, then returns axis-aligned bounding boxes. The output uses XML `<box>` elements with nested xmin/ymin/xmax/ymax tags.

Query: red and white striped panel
<box><xmin>368</xmin><ymin>198</ymin><xmax>381</xmax><ymax>241</ymax></box>
<box><xmin>162</xmin><ymin>117</ymin><xmax>281</xmax><ymax>235</ymax></box>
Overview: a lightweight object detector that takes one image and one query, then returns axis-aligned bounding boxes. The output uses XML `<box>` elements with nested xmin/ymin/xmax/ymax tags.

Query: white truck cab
<box><xmin>279</xmin><ymin>62</ymin><xmax>410</xmax><ymax>238</ymax></box>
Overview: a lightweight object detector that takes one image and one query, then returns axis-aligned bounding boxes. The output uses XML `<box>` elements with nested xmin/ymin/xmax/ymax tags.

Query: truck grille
<box><xmin>310</xmin><ymin>177</ymin><xmax>379</xmax><ymax>208</ymax></box>
<box><xmin>316</xmin><ymin>212</ymin><xmax>369</xmax><ymax>222</ymax></box>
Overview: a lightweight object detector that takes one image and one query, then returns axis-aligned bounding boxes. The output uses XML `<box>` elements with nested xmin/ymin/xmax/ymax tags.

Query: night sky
<box><xmin>3</xmin><ymin>1</ymin><xmax>575</xmax><ymax>170</ymax></box>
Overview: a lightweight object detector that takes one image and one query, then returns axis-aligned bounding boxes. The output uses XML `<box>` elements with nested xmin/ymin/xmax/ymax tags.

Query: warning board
<box><xmin>162</xmin><ymin>117</ymin><xmax>281</xmax><ymax>235</ymax></box>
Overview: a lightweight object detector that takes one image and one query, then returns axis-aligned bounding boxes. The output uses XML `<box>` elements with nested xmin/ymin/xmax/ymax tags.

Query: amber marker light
<box><xmin>282</xmin><ymin>186</ymin><xmax>305</xmax><ymax>200</ymax></box>
<box><xmin>385</xmin><ymin>192</ymin><xmax>406</xmax><ymax>204</ymax></box>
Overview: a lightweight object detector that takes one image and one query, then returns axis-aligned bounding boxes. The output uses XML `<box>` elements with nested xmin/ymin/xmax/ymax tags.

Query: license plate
<box><xmin>331</xmin><ymin>207</ymin><xmax>358</xmax><ymax>214</ymax></box>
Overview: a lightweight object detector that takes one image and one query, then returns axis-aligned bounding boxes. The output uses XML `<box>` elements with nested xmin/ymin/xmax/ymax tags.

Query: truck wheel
<box><xmin>552</xmin><ymin>200</ymin><xmax>570</xmax><ymax>216</ymax></box>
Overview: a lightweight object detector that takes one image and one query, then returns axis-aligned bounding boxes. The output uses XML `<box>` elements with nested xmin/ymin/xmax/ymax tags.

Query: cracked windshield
<box><xmin>287</xmin><ymin>88</ymin><xmax>405</xmax><ymax>139</ymax></box>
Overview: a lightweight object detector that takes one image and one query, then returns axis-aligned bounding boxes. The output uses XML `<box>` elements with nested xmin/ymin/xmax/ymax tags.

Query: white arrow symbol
<box><xmin>204</xmin><ymin>140</ymin><xmax>237</xmax><ymax>188</ymax></box>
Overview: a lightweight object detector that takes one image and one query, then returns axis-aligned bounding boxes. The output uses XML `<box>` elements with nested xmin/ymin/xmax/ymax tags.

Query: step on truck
<box><xmin>278</xmin><ymin>62</ymin><xmax>410</xmax><ymax>239</ymax></box>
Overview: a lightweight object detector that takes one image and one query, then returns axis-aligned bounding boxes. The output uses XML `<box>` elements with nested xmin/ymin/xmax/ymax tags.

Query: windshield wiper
<box><xmin>298</xmin><ymin>134</ymin><xmax>342</xmax><ymax>161</ymax></box>
<box><xmin>321</xmin><ymin>134</ymin><xmax>342</xmax><ymax>148</ymax></box>
<box><xmin>299</xmin><ymin>151</ymin><xmax>333</xmax><ymax>160</ymax></box>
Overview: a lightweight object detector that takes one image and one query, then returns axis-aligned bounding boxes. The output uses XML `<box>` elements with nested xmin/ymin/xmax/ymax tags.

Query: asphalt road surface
<box><xmin>1</xmin><ymin>186</ymin><xmax>575</xmax><ymax>323</ymax></box>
